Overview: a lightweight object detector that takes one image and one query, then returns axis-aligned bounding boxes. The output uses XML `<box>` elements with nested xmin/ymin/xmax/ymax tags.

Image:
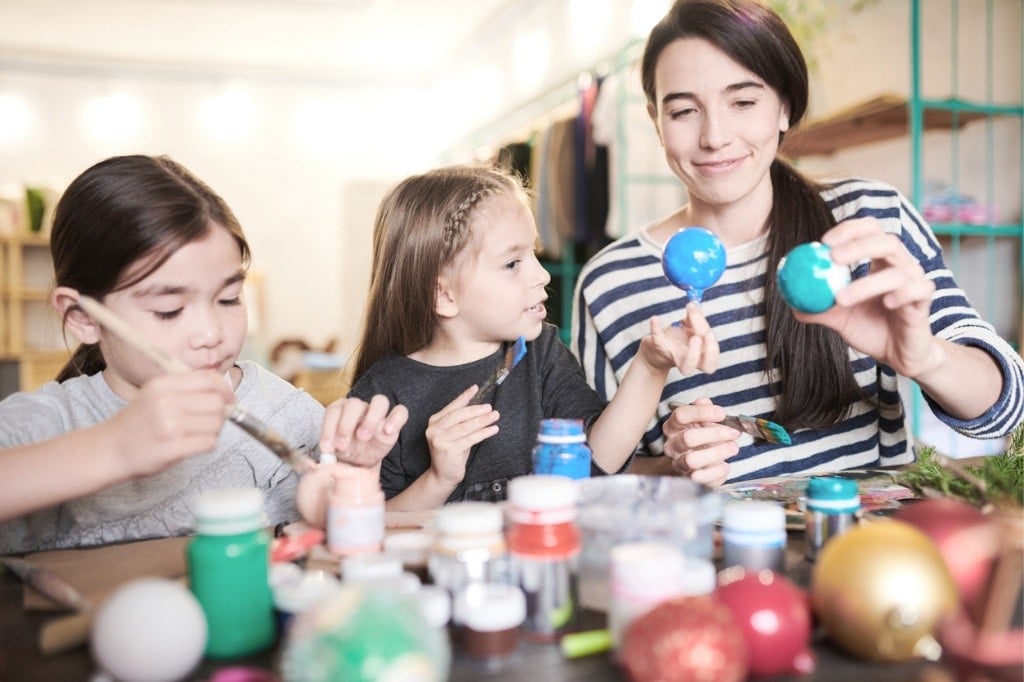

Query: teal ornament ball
<box><xmin>662</xmin><ymin>227</ymin><xmax>727</xmax><ymax>303</ymax></box>
<box><xmin>776</xmin><ymin>242</ymin><xmax>851</xmax><ymax>314</ymax></box>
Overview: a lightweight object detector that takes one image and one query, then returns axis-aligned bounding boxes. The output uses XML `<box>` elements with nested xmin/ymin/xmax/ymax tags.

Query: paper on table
<box><xmin>21</xmin><ymin>536</ymin><xmax>188</xmax><ymax>611</ymax></box>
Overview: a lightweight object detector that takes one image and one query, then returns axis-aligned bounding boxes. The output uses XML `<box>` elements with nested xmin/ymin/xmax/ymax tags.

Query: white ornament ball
<box><xmin>91</xmin><ymin>577</ymin><xmax>207</xmax><ymax>682</ymax></box>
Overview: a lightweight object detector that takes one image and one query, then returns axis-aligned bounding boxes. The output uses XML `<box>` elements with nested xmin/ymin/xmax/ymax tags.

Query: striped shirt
<box><xmin>571</xmin><ymin>178</ymin><xmax>1024</xmax><ymax>482</ymax></box>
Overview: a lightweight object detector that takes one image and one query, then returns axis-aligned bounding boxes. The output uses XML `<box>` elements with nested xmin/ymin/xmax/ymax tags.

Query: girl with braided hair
<box><xmin>348</xmin><ymin>164</ymin><xmax>714</xmax><ymax>510</ymax></box>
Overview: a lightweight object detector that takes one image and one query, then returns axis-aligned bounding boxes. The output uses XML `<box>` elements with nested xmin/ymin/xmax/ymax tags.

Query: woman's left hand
<box><xmin>799</xmin><ymin>217</ymin><xmax>942</xmax><ymax>379</ymax></box>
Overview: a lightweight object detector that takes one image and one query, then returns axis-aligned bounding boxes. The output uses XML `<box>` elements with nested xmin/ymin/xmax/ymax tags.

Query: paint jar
<box><xmin>384</xmin><ymin>530</ymin><xmax>436</xmax><ymax>584</ymax></box>
<box><xmin>506</xmin><ymin>475</ymin><xmax>581</xmax><ymax>640</ymax></box>
<box><xmin>576</xmin><ymin>475</ymin><xmax>721</xmax><ymax>611</ymax></box>
<box><xmin>454</xmin><ymin>583</ymin><xmax>526</xmax><ymax>664</ymax></box>
<box><xmin>428</xmin><ymin>502</ymin><xmax>509</xmax><ymax>602</ymax></box>
<box><xmin>269</xmin><ymin>565</ymin><xmax>340</xmax><ymax>635</ymax></box>
<box><xmin>532</xmin><ymin>418</ymin><xmax>592</xmax><ymax>479</ymax></box>
<box><xmin>607</xmin><ymin>542</ymin><xmax>716</xmax><ymax>651</ymax></box>
<box><xmin>721</xmin><ymin>500</ymin><xmax>787</xmax><ymax>573</ymax></box>
<box><xmin>187</xmin><ymin>488</ymin><xmax>276</xmax><ymax>658</ymax></box>
<box><xmin>326</xmin><ymin>462</ymin><xmax>385</xmax><ymax>557</ymax></box>
<box><xmin>805</xmin><ymin>476</ymin><xmax>860</xmax><ymax>561</ymax></box>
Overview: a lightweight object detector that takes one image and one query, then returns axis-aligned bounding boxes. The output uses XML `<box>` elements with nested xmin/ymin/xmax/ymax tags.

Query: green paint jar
<box><xmin>188</xmin><ymin>488</ymin><xmax>276</xmax><ymax>658</ymax></box>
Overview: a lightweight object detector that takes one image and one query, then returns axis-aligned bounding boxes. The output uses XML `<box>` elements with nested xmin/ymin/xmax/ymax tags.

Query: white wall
<box><xmin>0</xmin><ymin>0</ymin><xmax>1020</xmax><ymax>359</ymax></box>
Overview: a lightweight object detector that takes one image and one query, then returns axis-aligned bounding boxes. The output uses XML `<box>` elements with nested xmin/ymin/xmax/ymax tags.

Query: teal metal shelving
<box><xmin>908</xmin><ymin>0</ymin><xmax>1024</xmax><ymax>451</ymax></box>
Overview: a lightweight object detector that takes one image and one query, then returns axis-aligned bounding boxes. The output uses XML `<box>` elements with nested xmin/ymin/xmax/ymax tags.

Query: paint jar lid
<box><xmin>435</xmin><ymin>502</ymin><xmax>504</xmax><ymax>536</ymax></box>
<box><xmin>416</xmin><ymin>585</ymin><xmax>452</xmax><ymax>629</ymax></box>
<box><xmin>384</xmin><ymin>530</ymin><xmax>436</xmax><ymax>567</ymax></box>
<box><xmin>454</xmin><ymin>583</ymin><xmax>526</xmax><ymax>631</ymax></box>
<box><xmin>806</xmin><ymin>476</ymin><xmax>860</xmax><ymax>512</ymax></box>
<box><xmin>537</xmin><ymin>418</ymin><xmax>586</xmax><ymax>443</ymax></box>
<box><xmin>341</xmin><ymin>553</ymin><xmax>403</xmax><ymax>582</ymax></box>
<box><xmin>191</xmin><ymin>488</ymin><xmax>266</xmax><ymax>535</ymax></box>
<box><xmin>507</xmin><ymin>474</ymin><xmax>578</xmax><ymax>522</ymax></box>
<box><xmin>722</xmin><ymin>500</ymin><xmax>786</xmax><ymax>531</ymax></box>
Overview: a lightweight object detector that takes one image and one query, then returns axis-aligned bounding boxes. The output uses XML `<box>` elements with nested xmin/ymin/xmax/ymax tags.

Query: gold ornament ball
<box><xmin>810</xmin><ymin>519</ymin><xmax>958</xmax><ymax>662</ymax></box>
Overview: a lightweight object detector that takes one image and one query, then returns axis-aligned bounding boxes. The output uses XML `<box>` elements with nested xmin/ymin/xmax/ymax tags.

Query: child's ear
<box><xmin>434</xmin><ymin>277</ymin><xmax>460</xmax><ymax>319</ymax></box>
<box><xmin>52</xmin><ymin>287</ymin><xmax>101</xmax><ymax>344</ymax></box>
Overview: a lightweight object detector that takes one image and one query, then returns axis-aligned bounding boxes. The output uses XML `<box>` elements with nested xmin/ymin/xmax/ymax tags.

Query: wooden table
<box><xmin>0</xmin><ymin>528</ymin><xmax>964</xmax><ymax>682</ymax></box>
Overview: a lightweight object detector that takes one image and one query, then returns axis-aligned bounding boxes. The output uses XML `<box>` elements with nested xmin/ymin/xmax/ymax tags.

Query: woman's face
<box><xmin>649</xmin><ymin>37</ymin><xmax>790</xmax><ymax>215</ymax></box>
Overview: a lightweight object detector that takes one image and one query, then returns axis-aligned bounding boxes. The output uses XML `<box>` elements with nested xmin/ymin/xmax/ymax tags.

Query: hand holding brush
<box><xmin>76</xmin><ymin>295</ymin><xmax>316</xmax><ymax>474</ymax></box>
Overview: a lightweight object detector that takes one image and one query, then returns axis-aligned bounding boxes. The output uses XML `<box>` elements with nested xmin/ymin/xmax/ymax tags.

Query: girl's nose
<box><xmin>533</xmin><ymin>255</ymin><xmax>552</xmax><ymax>287</ymax></box>
<box><xmin>190</xmin><ymin>308</ymin><xmax>224</xmax><ymax>348</ymax></box>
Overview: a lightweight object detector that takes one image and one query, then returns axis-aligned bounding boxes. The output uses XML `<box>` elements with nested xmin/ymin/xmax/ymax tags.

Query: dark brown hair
<box><xmin>351</xmin><ymin>164</ymin><xmax>528</xmax><ymax>382</ymax></box>
<box><xmin>51</xmin><ymin>154</ymin><xmax>250</xmax><ymax>381</ymax></box>
<box><xmin>641</xmin><ymin>0</ymin><xmax>861</xmax><ymax>428</ymax></box>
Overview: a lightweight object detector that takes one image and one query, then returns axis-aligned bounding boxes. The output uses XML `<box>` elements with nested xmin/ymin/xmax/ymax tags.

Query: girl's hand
<box><xmin>804</xmin><ymin>217</ymin><xmax>941</xmax><ymax>380</ymax></box>
<box><xmin>320</xmin><ymin>394</ymin><xmax>408</xmax><ymax>467</ymax></box>
<box><xmin>425</xmin><ymin>386</ymin><xmax>500</xmax><ymax>485</ymax></box>
<box><xmin>663</xmin><ymin>398</ymin><xmax>739</xmax><ymax>487</ymax></box>
<box><xmin>104</xmin><ymin>370</ymin><xmax>234</xmax><ymax>477</ymax></box>
<box><xmin>638</xmin><ymin>304</ymin><xmax>719</xmax><ymax>376</ymax></box>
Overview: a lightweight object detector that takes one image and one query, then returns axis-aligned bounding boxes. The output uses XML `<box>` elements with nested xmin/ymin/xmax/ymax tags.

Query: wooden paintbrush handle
<box><xmin>39</xmin><ymin>609</ymin><xmax>93</xmax><ymax>655</ymax></box>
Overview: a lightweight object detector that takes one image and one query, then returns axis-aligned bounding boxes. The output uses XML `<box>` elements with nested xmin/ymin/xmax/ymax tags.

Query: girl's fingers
<box><xmin>684</xmin><ymin>302</ymin><xmax>712</xmax><ymax>336</ymax></box>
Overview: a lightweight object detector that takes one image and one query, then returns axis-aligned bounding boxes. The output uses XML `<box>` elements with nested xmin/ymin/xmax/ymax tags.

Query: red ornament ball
<box><xmin>620</xmin><ymin>595</ymin><xmax>747</xmax><ymax>682</ymax></box>
<box><xmin>716</xmin><ymin>568</ymin><xmax>816</xmax><ymax>677</ymax></box>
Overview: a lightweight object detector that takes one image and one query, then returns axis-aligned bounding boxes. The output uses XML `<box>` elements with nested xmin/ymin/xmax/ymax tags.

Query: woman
<box><xmin>571</xmin><ymin>0</ymin><xmax>1023</xmax><ymax>486</ymax></box>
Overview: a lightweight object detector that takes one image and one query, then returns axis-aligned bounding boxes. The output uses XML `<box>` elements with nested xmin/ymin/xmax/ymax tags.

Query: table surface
<box><xmin>0</xmin><ymin>529</ymin><xmax>966</xmax><ymax>682</ymax></box>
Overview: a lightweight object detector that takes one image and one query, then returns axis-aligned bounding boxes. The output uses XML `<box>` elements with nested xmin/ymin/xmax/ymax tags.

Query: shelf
<box><xmin>931</xmin><ymin>223</ymin><xmax>1023</xmax><ymax>238</ymax></box>
<box><xmin>781</xmin><ymin>94</ymin><xmax>991</xmax><ymax>158</ymax></box>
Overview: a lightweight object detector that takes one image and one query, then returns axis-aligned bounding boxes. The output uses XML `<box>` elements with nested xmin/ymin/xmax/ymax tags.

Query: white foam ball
<box><xmin>91</xmin><ymin>577</ymin><xmax>207</xmax><ymax>682</ymax></box>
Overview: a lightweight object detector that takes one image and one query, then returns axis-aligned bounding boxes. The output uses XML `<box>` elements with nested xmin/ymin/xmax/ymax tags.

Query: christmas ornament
<box><xmin>661</xmin><ymin>227</ymin><xmax>727</xmax><ymax>303</ymax></box>
<box><xmin>776</xmin><ymin>241</ymin><xmax>850</xmax><ymax>314</ymax></box>
<box><xmin>896</xmin><ymin>497</ymin><xmax>1000</xmax><ymax>624</ymax></box>
<box><xmin>716</xmin><ymin>567</ymin><xmax>816</xmax><ymax>676</ymax></box>
<box><xmin>620</xmin><ymin>595</ymin><xmax>747</xmax><ymax>682</ymax></box>
<box><xmin>811</xmin><ymin>519</ymin><xmax>957</xmax><ymax>662</ymax></box>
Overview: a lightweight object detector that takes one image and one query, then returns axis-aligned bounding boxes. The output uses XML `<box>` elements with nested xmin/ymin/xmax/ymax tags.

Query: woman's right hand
<box><xmin>104</xmin><ymin>371</ymin><xmax>234</xmax><ymax>477</ymax></box>
<box><xmin>425</xmin><ymin>385</ymin><xmax>500</xmax><ymax>485</ymax></box>
<box><xmin>663</xmin><ymin>398</ymin><xmax>740</xmax><ymax>487</ymax></box>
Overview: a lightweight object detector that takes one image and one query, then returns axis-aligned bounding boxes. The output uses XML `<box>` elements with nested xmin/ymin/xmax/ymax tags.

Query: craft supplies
<box><xmin>90</xmin><ymin>577</ymin><xmax>206</xmax><ymax>682</ymax></box>
<box><xmin>506</xmin><ymin>475</ymin><xmax>581</xmax><ymax>640</ymax></box>
<box><xmin>607</xmin><ymin>542</ymin><xmax>714</xmax><ymax>651</ymax></box>
<box><xmin>453</xmin><ymin>583</ymin><xmax>526</xmax><ymax>664</ymax></box>
<box><xmin>576</xmin><ymin>475</ymin><xmax>720</xmax><ymax>611</ymax></box>
<box><xmin>661</xmin><ymin>226</ymin><xmax>727</xmax><ymax>303</ymax></box>
<box><xmin>187</xmin><ymin>488</ymin><xmax>276</xmax><ymax>658</ymax></box>
<box><xmin>532</xmin><ymin>418</ymin><xmax>592</xmax><ymax>479</ymax></box>
<box><xmin>717</xmin><ymin>568</ymin><xmax>816</xmax><ymax>676</ymax></box>
<box><xmin>428</xmin><ymin>502</ymin><xmax>509</xmax><ymax>600</ymax></box>
<box><xmin>805</xmin><ymin>476</ymin><xmax>860</xmax><ymax>561</ymax></box>
<box><xmin>776</xmin><ymin>242</ymin><xmax>852</xmax><ymax>314</ymax></box>
<box><xmin>326</xmin><ymin>462</ymin><xmax>385</xmax><ymax>557</ymax></box>
<box><xmin>721</xmin><ymin>500</ymin><xmax>787</xmax><ymax>573</ymax></box>
<box><xmin>811</xmin><ymin>520</ymin><xmax>957</xmax><ymax>662</ymax></box>
<box><xmin>468</xmin><ymin>335</ymin><xmax>528</xmax><ymax>406</ymax></box>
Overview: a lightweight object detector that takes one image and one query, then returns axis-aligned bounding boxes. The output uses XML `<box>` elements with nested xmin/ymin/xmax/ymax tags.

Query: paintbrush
<box><xmin>468</xmin><ymin>335</ymin><xmax>528</xmax><ymax>406</ymax></box>
<box><xmin>76</xmin><ymin>295</ymin><xmax>315</xmax><ymax>474</ymax></box>
<box><xmin>668</xmin><ymin>402</ymin><xmax>792</xmax><ymax>446</ymax></box>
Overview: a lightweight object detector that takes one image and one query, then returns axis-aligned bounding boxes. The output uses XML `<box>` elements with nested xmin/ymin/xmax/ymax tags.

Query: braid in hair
<box><xmin>442</xmin><ymin>187</ymin><xmax>496</xmax><ymax>262</ymax></box>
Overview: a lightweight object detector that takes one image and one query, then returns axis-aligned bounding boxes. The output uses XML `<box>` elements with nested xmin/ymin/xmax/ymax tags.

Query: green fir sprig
<box><xmin>899</xmin><ymin>423</ymin><xmax>1024</xmax><ymax>508</ymax></box>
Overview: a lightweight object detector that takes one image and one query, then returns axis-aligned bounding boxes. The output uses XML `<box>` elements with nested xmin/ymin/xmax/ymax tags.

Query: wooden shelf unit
<box><xmin>0</xmin><ymin>232</ymin><xmax>69</xmax><ymax>393</ymax></box>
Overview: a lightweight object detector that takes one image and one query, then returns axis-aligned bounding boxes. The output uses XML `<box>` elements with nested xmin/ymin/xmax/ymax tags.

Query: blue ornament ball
<box><xmin>662</xmin><ymin>227</ymin><xmax>727</xmax><ymax>302</ymax></box>
<box><xmin>776</xmin><ymin>242</ymin><xmax>851</xmax><ymax>314</ymax></box>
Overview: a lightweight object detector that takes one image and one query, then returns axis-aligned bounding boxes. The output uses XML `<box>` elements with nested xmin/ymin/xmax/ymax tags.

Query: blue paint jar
<box><xmin>532</xmin><ymin>419</ymin><xmax>592</xmax><ymax>479</ymax></box>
